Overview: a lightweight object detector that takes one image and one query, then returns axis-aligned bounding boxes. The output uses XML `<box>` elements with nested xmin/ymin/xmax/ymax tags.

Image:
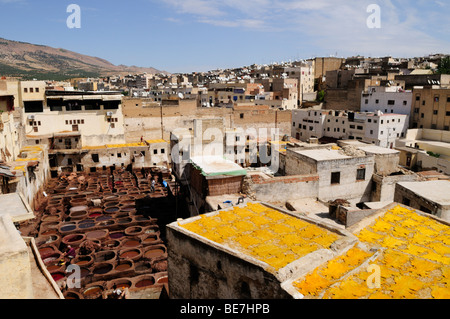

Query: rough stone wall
<box><xmin>246</xmin><ymin>174</ymin><xmax>319</xmax><ymax>202</ymax></box>
<box><xmin>166</xmin><ymin>226</ymin><xmax>293</xmax><ymax>299</ymax></box>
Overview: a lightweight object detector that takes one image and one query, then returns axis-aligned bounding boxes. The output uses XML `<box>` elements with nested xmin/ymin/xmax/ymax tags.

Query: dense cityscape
<box><xmin>0</xmin><ymin>0</ymin><xmax>449</xmax><ymax>306</ymax></box>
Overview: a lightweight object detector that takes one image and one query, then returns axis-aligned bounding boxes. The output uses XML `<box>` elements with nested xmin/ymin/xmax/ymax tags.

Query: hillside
<box><xmin>0</xmin><ymin>38</ymin><xmax>166</xmax><ymax>80</ymax></box>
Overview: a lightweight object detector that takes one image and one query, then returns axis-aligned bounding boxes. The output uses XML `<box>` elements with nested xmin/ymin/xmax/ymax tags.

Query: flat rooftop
<box><xmin>176</xmin><ymin>202</ymin><xmax>347</xmax><ymax>271</ymax></box>
<box><xmin>290</xmin><ymin>203</ymin><xmax>450</xmax><ymax>299</ymax></box>
<box><xmin>294</xmin><ymin>148</ymin><xmax>351</xmax><ymax>161</ymax></box>
<box><xmin>0</xmin><ymin>193</ymin><xmax>34</xmax><ymax>223</ymax></box>
<box><xmin>190</xmin><ymin>156</ymin><xmax>247</xmax><ymax>177</ymax></box>
<box><xmin>397</xmin><ymin>180</ymin><xmax>450</xmax><ymax>206</ymax></box>
<box><xmin>357</xmin><ymin>145</ymin><xmax>399</xmax><ymax>155</ymax></box>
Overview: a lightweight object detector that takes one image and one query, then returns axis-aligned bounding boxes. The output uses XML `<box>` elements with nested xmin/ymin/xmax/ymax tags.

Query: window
<box><xmin>110</xmin><ymin>123</ymin><xmax>115</xmax><ymax>128</ymax></box>
<box><xmin>365</xmin><ymin>99</ymin><xmax>368</xmax><ymax>104</ymax></box>
<box><xmin>416</xmin><ymin>96</ymin><xmax>420</xmax><ymax>101</ymax></box>
<box><xmin>293</xmin><ymin>122</ymin><xmax>296</xmax><ymax>127</ymax></box>
<box><xmin>433</xmin><ymin>110</ymin><xmax>438</xmax><ymax>115</ymax></box>
<box><xmin>161</xmin><ymin>149</ymin><xmax>165</xmax><ymax>154</ymax></box>
<box><xmin>388</xmin><ymin>100</ymin><xmax>395</xmax><ymax>105</ymax></box>
<box><xmin>381</xmin><ymin>120</ymin><xmax>384</xmax><ymax>124</ymax></box>
<box><xmin>33</xmin><ymin>127</ymin><xmax>38</xmax><ymax>132</ymax></box>
<box><xmin>240</xmin><ymin>113</ymin><xmax>244</xmax><ymax>119</ymax></box>
<box><xmin>331</xmin><ymin>172</ymin><xmax>340</xmax><ymax>185</ymax></box>
<box><xmin>356</xmin><ymin>168</ymin><xmax>366</xmax><ymax>181</ymax></box>
<box><xmin>72</xmin><ymin>125</ymin><xmax>78</xmax><ymax>132</ymax></box>
<box><xmin>30</xmin><ymin>88</ymin><xmax>34</xmax><ymax>93</ymax></box>
<box><xmin>24</xmin><ymin>88</ymin><xmax>28</xmax><ymax>93</ymax></box>
<box><xmin>375</xmin><ymin>99</ymin><xmax>379</xmax><ymax>104</ymax></box>
<box><xmin>153</xmin><ymin>149</ymin><xmax>158</xmax><ymax>155</ymax></box>
<box><xmin>357</xmin><ymin>126</ymin><xmax>363</xmax><ymax>130</ymax></box>
<box><xmin>434</xmin><ymin>96</ymin><xmax>439</xmax><ymax>102</ymax></box>
<box><xmin>35</xmin><ymin>88</ymin><xmax>39</xmax><ymax>93</ymax></box>
<box><xmin>368</xmin><ymin>119</ymin><xmax>372</xmax><ymax>123</ymax></box>
<box><xmin>421</xmin><ymin>113</ymin><xmax>424</xmax><ymax>118</ymax></box>
<box><xmin>446</xmin><ymin>111</ymin><xmax>450</xmax><ymax>116</ymax></box>
<box><xmin>92</xmin><ymin>154</ymin><xmax>99</xmax><ymax>163</ymax></box>
<box><xmin>403</xmin><ymin>101</ymin><xmax>407</xmax><ymax>105</ymax></box>
<box><xmin>370</xmin><ymin>130</ymin><xmax>374</xmax><ymax>135</ymax></box>
<box><xmin>414</xmin><ymin>108</ymin><xmax>419</xmax><ymax>114</ymax></box>
<box><xmin>117</xmin><ymin>153</ymin><xmax>122</xmax><ymax>158</ymax></box>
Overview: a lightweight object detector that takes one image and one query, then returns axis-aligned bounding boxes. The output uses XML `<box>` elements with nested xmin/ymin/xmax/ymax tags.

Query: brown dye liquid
<box><xmin>121</xmin><ymin>250</ymin><xmax>139</xmax><ymax>259</ymax></box>
<box><xmin>135</xmin><ymin>279</ymin><xmax>154</xmax><ymax>288</ymax></box>
<box><xmin>144</xmin><ymin>249</ymin><xmax>164</xmax><ymax>258</ymax></box>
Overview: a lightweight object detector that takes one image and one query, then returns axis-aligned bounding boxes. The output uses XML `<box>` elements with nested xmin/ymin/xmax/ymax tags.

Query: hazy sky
<box><xmin>0</xmin><ymin>0</ymin><xmax>449</xmax><ymax>73</ymax></box>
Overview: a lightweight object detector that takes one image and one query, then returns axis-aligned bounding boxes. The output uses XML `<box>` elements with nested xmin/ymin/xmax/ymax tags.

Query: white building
<box><xmin>292</xmin><ymin>109</ymin><xmax>408</xmax><ymax>148</ymax></box>
<box><xmin>361</xmin><ymin>86</ymin><xmax>412</xmax><ymax>118</ymax></box>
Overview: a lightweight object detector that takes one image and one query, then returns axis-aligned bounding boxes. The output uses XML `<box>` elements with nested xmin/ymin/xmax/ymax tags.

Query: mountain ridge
<box><xmin>0</xmin><ymin>37</ymin><xmax>167</xmax><ymax>80</ymax></box>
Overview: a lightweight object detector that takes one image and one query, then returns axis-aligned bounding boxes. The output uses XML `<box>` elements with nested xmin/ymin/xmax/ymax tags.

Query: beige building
<box><xmin>411</xmin><ymin>86</ymin><xmax>450</xmax><ymax>130</ymax></box>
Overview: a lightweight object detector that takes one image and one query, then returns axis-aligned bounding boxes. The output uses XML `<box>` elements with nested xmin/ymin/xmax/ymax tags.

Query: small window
<box><xmin>416</xmin><ymin>96</ymin><xmax>420</xmax><ymax>101</ymax></box>
<box><xmin>161</xmin><ymin>149</ymin><xmax>165</xmax><ymax>154</ymax></box>
<box><xmin>92</xmin><ymin>154</ymin><xmax>99</xmax><ymax>163</ymax></box>
<box><xmin>24</xmin><ymin>88</ymin><xmax>28</xmax><ymax>93</ymax></box>
<box><xmin>153</xmin><ymin>149</ymin><xmax>158</xmax><ymax>155</ymax></box>
<box><xmin>388</xmin><ymin>100</ymin><xmax>395</xmax><ymax>105</ymax></box>
<box><xmin>331</xmin><ymin>172</ymin><xmax>340</xmax><ymax>185</ymax></box>
<box><xmin>35</xmin><ymin>88</ymin><xmax>39</xmax><ymax>93</ymax></box>
<box><xmin>433</xmin><ymin>110</ymin><xmax>438</xmax><ymax>115</ymax></box>
<box><xmin>356</xmin><ymin>168</ymin><xmax>366</xmax><ymax>181</ymax></box>
<box><xmin>117</xmin><ymin>153</ymin><xmax>122</xmax><ymax>158</ymax></box>
<box><xmin>240</xmin><ymin>113</ymin><xmax>244</xmax><ymax>119</ymax></box>
<box><xmin>30</xmin><ymin>88</ymin><xmax>34</xmax><ymax>93</ymax></box>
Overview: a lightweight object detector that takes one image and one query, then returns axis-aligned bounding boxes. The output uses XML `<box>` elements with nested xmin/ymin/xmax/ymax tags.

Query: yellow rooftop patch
<box><xmin>180</xmin><ymin>202</ymin><xmax>342</xmax><ymax>271</ymax></box>
<box><xmin>293</xmin><ymin>205</ymin><xmax>450</xmax><ymax>299</ymax></box>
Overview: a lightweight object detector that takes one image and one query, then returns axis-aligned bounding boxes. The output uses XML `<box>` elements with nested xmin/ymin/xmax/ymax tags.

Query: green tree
<box><xmin>317</xmin><ymin>90</ymin><xmax>325</xmax><ymax>102</ymax></box>
<box><xmin>437</xmin><ymin>57</ymin><xmax>450</xmax><ymax>74</ymax></box>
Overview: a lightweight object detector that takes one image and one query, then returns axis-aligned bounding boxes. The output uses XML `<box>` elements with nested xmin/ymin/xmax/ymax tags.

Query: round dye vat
<box><xmin>60</xmin><ymin>225</ymin><xmax>77</xmax><ymax>232</ymax></box>
<box><xmin>125</xmin><ymin>226</ymin><xmax>143</xmax><ymax>235</ymax></box>
<box><xmin>89</xmin><ymin>212</ymin><xmax>102</xmax><ymax>218</ymax></box>
<box><xmin>144</xmin><ymin>248</ymin><xmax>165</xmax><ymax>259</ymax></box>
<box><xmin>78</xmin><ymin>223</ymin><xmax>95</xmax><ymax>229</ymax></box>
<box><xmin>117</xmin><ymin>218</ymin><xmax>132</xmax><ymax>224</ymax></box>
<box><xmin>39</xmin><ymin>247</ymin><xmax>55</xmax><ymax>256</ymax></box>
<box><xmin>79</xmin><ymin>219</ymin><xmax>95</xmax><ymax>224</ymax></box>
<box><xmin>70</xmin><ymin>205</ymin><xmax>88</xmax><ymax>213</ymax></box>
<box><xmin>103</xmin><ymin>240</ymin><xmax>120</xmax><ymax>249</ymax></box>
<box><xmin>135</xmin><ymin>263</ymin><xmax>151</xmax><ymax>273</ymax></box>
<box><xmin>157</xmin><ymin>276</ymin><xmax>168</xmax><ymax>284</ymax></box>
<box><xmin>80</xmin><ymin>267</ymin><xmax>90</xmax><ymax>278</ymax></box>
<box><xmin>64</xmin><ymin>291</ymin><xmax>82</xmax><ymax>299</ymax></box>
<box><xmin>115</xmin><ymin>262</ymin><xmax>132</xmax><ymax>272</ymax></box>
<box><xmin>135</xmin><ymin>277</ymin><xmax>155</xmax><ymax>288</ymax></box>
<box><xmin>51</xmin><ymin>272</ymin><xmax>65</xmax><ymax>282</ymax></box>
<box><xmin>93</xmin><ymin>263</ymin><xmax>113</xmax><ymax>275</ymax></box>
<box><xmin>142</xmin><ymin>236</ymin><xmax>157</xmax><ymax>245</ymax></box>
<box><xmin>109</xmin><ymin>232</ymin><xmax>125</xmax><ymax>239</ymax></box>
<box><xmin>97</xmin><ymin>215</ymin><xmax>112</xmax><ymax>221</ymax></box>
<box><xmin>95</xmin><ymin>251</ymin><xmax>116</xmax><ymax>262</ymax></box>
<box><xmin>83</xmin><ymin>286</ymin><xmax>103</xmax><ymax>297</ymax></box>
<box><xmin>120</xmin><ymin>250</ymin><xmax>140</xmax><ymax>259</ymax></box>
<box><xmin>104</xmin><ymin>207</ymin><xmax>119</xmax><ymax>214</ymax></box>
<box><xmin>75</xmin><ymin>256</ymin><xmax>93</xmax><ymax>266</ymax></box>
<box><xmin>86</xmin><ymin>230</ymin><xmax>108</xmax><ymax>240</ymax></box>
<box><xmin>42</xmin><ymin>254</ymin><xmax>60</xmax><ymax>264</ymax></box>
<box><xmin>104</xmin><ymin>201</ymin><xmax>119</xmax><ymax>207</ymax></box>
<box><xmin>46</xmin><ymin>264</ymin><xmax>61</xmax><ymax>273</ymax></box>
<box><xmin>122</xmin><ymin>239</ymin><xmax>140</xmax><ymax>248</ymax></box>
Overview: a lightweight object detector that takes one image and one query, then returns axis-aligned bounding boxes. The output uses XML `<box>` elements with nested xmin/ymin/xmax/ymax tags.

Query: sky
<box><xmin>0</xmin><ymin>0</ymin><xmax>449</xmax><ymax>73</ymax></box>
